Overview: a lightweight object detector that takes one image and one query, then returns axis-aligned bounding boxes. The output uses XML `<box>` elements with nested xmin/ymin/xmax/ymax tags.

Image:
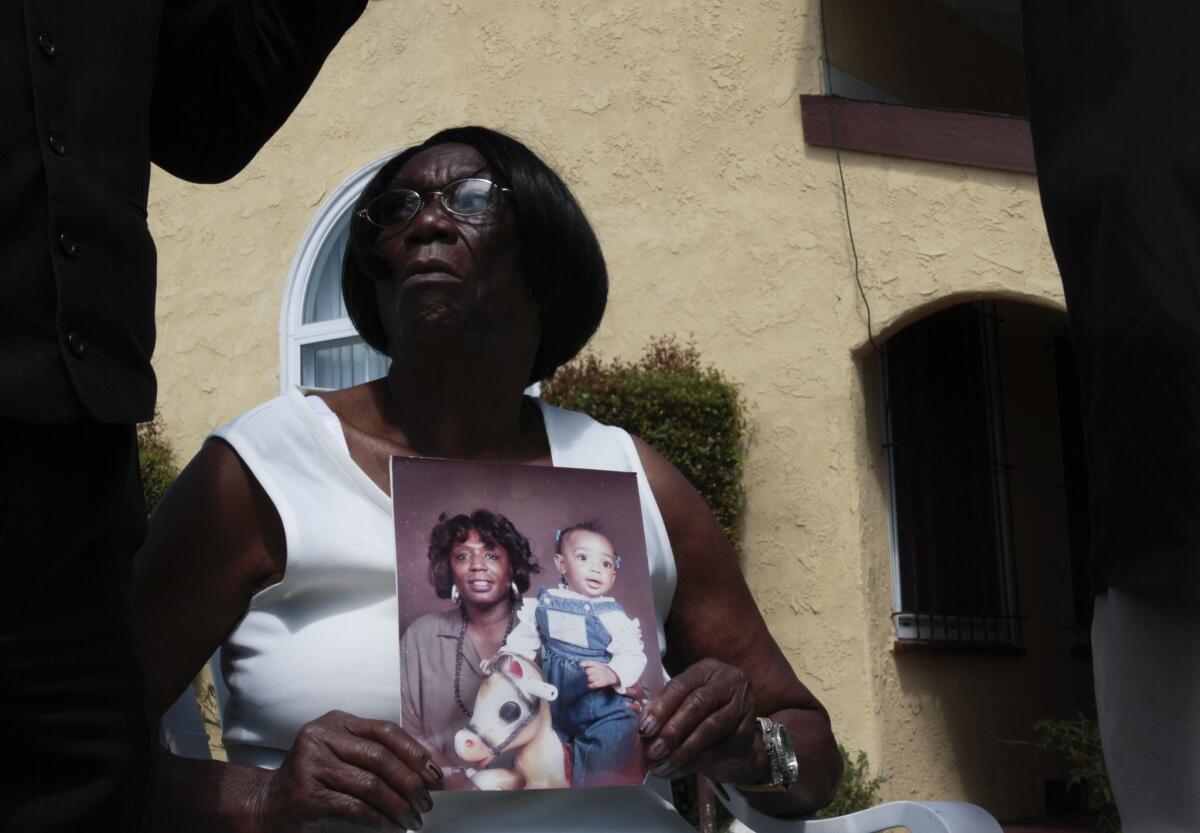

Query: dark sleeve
<box><xmin>1022</xmin><ymin>0</ymin><xmax>1200</xmax><ymax>600</ymax></box>
<box><xmin>149</xmin><ymin>0</ymin><xmax>368</xmax><ymax>183</ymax></box>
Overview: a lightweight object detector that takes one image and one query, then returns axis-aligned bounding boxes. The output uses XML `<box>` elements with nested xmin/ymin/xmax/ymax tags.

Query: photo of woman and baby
<box><xmin>392</xmin><ymin>457</ymin><xmax>666</xmax><ymax>792</ymax></box>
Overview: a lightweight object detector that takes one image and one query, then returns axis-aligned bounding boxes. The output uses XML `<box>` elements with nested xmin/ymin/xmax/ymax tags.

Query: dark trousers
<box><xmin>0</xmin><ymin>422</ymin><xmax>154</xmax><ymax>832</ymax></box>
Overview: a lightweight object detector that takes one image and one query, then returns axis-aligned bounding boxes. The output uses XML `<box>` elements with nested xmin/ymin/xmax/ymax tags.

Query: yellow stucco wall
<box><xmin>149</xmin><ymin>0</ymin><xmax>1088</xmax><ymax>820</ymax></box>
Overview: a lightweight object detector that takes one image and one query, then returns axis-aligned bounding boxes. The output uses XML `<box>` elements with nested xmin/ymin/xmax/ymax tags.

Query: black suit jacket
<box><xmin>1023</xmin><ymin>0</ymin><xmax>1200</xmax><ymax>600</ymax></box>
<box><xmin>1</xmin><ymin>0</ymin><xmax>366</xmax><ymax>423</ymax></box>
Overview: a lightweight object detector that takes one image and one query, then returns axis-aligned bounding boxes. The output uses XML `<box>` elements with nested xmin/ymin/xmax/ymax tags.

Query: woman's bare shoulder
<box><xmin>629</xmin><ymin>435</ymin><xmax>707</xmax><ymax>526</ymax></box>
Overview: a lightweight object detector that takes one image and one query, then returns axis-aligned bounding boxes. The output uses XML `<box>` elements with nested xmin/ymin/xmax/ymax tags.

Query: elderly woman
<box><xmin>400</xmin><ymin>510</ymin><xmax>540</xmax><ymax>769</ymax></box>
<box><xmin>134</xmin><ymin>126</ymin><xmax>841</xmax><ymax>833</ymax></box>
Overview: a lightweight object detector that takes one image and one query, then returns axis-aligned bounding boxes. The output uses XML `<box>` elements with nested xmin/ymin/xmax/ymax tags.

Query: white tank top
<box><xmin>212</xmin><ymin>388</ymin><xmax>689</xmax><ymax>832</ymax></box>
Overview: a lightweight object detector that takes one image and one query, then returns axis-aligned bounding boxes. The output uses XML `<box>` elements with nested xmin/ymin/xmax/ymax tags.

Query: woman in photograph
<box><xmin>133</xmin><ymin>126</ymin><xmax>842</xmax><ymax>833</ymax></box>
<box><xmin>399</xmin><ymin>509</ymin><xmax>540</xmax><ymax>771</ymax></box>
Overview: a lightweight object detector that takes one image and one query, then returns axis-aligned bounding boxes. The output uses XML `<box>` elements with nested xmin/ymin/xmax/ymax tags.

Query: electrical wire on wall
<box><xmin>817</xmin><ymin>0</ymin><xmax>898</xmax><ymax>587</ymax></box>
<box><xmin>817</xmin><ymin>0</ymin><xmax>882</xmax><ymax>358</ymax></box>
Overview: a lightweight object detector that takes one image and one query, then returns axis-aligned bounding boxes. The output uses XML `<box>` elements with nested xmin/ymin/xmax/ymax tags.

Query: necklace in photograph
<box><xmin>454</xmin><ymin>601</ymin><xmax>519</xmax><ymax>718</ymax></box>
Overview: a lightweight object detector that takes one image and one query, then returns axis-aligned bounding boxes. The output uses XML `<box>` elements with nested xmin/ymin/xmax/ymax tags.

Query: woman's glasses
<box><xmin>356</xmin><ymin>178</ymin><xmax>511</xmax><ymax>229</ymax></box>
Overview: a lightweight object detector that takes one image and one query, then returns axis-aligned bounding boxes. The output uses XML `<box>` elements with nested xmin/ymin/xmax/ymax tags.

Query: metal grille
<box><xmin>883</xmin><ymin>301</ymin><xmax>1021</xmax><ymax>647</ymax></box>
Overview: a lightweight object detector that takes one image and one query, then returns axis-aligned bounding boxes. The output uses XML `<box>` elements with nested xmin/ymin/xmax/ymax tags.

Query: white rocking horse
<box><xmin>453</xmin><ymin>653</ymin><xmax>570</xmax><ymax>791</ymax></box>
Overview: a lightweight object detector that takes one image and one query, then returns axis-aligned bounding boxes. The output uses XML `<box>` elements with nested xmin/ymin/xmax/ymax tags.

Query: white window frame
<box><xmin>278</xmin><ymin>150</ymin><xmax>396</xmax><ymax>393</ymax></box>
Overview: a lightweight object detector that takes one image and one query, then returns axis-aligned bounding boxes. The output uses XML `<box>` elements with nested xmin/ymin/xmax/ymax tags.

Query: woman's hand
<box><xmin>635</xmin><ymin>658</ymin><xmax>764</xmax><ymax>785</ymax></box>
<box><xmin>579</xmin><ymin>660</ymin><xmax>620</xmax><ymax>690</ymax></box>
<box><xmin>250</xmin><ymin>710</ymin><xmax>442</xmax><ymax>832</ymax></box>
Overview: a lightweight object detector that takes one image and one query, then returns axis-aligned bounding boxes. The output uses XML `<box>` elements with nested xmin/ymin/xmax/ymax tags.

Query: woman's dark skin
<box><xmin>449</xmin><ymin>531</ymin><xmax>516</xmax><ymax>662</ymax></box>
<box><xmin>403</xmin><ymin>528</ymin><xmax>517</xmax><ymax>779</ymax></box>
<box><xmin>133</xmin><ymin>142</ymin><xmax>841</xmax><ymax>832</ymax></box>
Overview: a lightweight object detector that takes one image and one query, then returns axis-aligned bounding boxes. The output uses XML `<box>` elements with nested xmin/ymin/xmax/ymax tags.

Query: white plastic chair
<box><xmin>162</xmin><ymin>657</ymin><xmax>1002</xmax><ymax>833</ymax></box>
<box><xmin>719</xmin><ymin>787</ymin><xmax>1002</xmax><ymax>833</ymax></box>
<box><xmin>635</xmin><ymin>777</ymin><xmax>1001</xmax><ymax>833</ymax></box>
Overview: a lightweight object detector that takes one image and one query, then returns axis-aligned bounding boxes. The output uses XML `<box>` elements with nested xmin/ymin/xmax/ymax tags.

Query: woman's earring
<box><xmin>511</xmin><ymin>581</ymin><xmax>520</xmax><ymax>598</ymax></box>
<box><xmin>558</xmin><ymin>573</ymin><xmax>568</xmax><ymax>589</ymax></box>
<box><xmin>451</xmin><ymin>585</ymin><xmax>460</xmax><ymax>604</ymax></box>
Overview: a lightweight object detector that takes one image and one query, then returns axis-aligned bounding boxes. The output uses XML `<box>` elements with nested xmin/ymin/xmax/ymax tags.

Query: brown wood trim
<box><xmin>801</xmin><ymin>94</ymin><xmax>1036</xmax><ymax>175</ymax></box>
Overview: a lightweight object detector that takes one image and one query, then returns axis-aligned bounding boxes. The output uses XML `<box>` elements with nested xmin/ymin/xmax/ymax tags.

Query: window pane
<box><xmin>824</xmin><ymin>0</ymin><xmax>1027</xmax><ymax>117</ymax></box>
<box><xmin>300</xmin><ymin>336</ymin><xmax>390</xmax><ymax>390</ymax></box>
<box><xmin>301</xmin><ymin>215</ymin><xmax>351</xmax><ymax>324</ymax></box>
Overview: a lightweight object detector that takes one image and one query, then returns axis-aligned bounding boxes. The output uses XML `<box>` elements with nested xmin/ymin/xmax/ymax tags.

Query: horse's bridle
<box><xmin>464</xmin><ymin>661</ymin><xmax>541</xmax><ymax>757</ymax></box>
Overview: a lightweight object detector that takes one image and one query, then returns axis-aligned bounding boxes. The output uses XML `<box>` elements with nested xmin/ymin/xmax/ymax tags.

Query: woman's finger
<box><xmin>325</xmin><ymin>732</ymin><xmax>433</xmax><ymax>818</ymax></box>
<box><xmin>651</xmin><ymin>701</ymin><xmax>754</xmax><ymax>780</ymax></box>
<box><xmin>265</xmin><ymin>711</ymin><xmax>436</xmax><ymax>832</ymax></box>
<box><xmin>638</xmin><ymin>662</ymin><xmax>708</xmax><ymax>738</ymax></box>
<box><xmin>338</xmin><ymin>713</ymin><xmax>444</xmax><ymax>789</ymax></box>
<box><xmin>288</xmin><ymin>788</ymin><xmax>402</xmax><ymax>833</ymax></box>
<box><xmin>645</xmin><ymin>680</ymin><xmax>727</xmax><ymax>761</ymax></box>
<box><xmin>314</xmin><ymin>767</ymin><xmax>422</xmax><ymax>831</ymax></box>
<box><xmin>647</xmin><ymin>687</ymin><xmax>742</xmax><ymax>772</ymax></box>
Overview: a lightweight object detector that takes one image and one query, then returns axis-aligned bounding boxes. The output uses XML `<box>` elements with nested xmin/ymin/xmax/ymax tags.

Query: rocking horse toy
<box><xmin>453</xmin><ymin>653</ymin><xmax>571</xmax><ymax>790</ymax></box>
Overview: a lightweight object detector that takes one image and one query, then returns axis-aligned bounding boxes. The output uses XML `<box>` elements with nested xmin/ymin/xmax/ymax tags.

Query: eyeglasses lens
<box><xmin>444</xmin><ymin>179</ymin><xmax>497</xmax><ymax>215</ymax></box>
<box><xmin>370</xmin><ymin>192</ymin><xmax>423</xmax><ymax>227</ymax></box>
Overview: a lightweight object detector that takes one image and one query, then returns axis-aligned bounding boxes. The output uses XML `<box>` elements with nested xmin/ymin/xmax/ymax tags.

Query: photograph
<box><xmin>392</xmin><ymin>456</ymin><xmax>666</xmax><ymax>792</ymax></box>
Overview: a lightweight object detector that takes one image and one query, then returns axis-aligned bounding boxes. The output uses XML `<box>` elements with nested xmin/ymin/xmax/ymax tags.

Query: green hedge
<box><xmin>138</xmin><ymin>409</ymin><xmax>179</xmax><ymax>514</ymax></box>
<box><xmin>542</xmin><ymin>337</ymin><xmax>747</xmax><ymax>553</ymax></box>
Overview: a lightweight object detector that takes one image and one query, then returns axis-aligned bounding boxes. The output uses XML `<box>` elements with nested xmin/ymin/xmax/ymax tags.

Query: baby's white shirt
<box><xmin>503</xmin><ymin>588</ymin><xmax>647</xmax><ymax>691</ymax></box>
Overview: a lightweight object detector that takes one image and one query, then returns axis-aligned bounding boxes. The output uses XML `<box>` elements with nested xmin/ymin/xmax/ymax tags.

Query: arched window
<box><xmin>880</xmin><ymin>299</ymin><xmax>1091</xmax><ymax>651</ymax></box>
<box><xmin>279</xmin><ymin>152</ymin><xmax>393</xmax><ymax>392</ymax></box>
<box><xmin>883</xmin><ymin>301</ymin><xmax>1018</xmax><ymax>646</ymax></box>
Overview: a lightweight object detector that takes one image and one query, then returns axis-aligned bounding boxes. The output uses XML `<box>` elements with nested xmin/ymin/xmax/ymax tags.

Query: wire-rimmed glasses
<box><xmin>356</xmin><ymin>178</ymin><xmax>511</xmax><ymax>229</ymax></box>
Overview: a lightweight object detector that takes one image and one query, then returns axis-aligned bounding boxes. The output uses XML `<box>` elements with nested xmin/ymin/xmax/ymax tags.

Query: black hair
<box><xmin>556</xmin><ymin>520</ymin><xmax>620</xmax><ymax>573</ymax></box>
<box><xmin>556</xmin><ymin>520</ymin><xmax>609</xmax><ymax>555</ymax></box>
<box><xmin>343</xmin><ymin>126</ymin><xmax>608</xmax><ymax>384</ymax></box>
<box><xmin>427</xmin><ymin>509</ymin><xmax>541</xmax><ymax>600</ymax></box>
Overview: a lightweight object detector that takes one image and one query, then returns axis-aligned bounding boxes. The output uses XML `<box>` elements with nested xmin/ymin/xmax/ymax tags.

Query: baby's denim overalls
<box><xmin>535</xmin><ymin>587</ymin><xmax>639</xmax><ymax>787</ymax></box>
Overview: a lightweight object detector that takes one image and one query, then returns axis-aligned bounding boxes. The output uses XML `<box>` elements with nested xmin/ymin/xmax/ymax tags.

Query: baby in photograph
<box><xmin>500</xmin><ymin>521</ymin><xmax>646</xmax><ymax>787</ymax></box>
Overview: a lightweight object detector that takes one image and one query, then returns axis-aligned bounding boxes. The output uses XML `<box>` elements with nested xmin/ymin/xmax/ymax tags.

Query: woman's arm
<box><xmin>633</xmin><ymin>438</ymin><xmax>842</xmax><ymax>817</ymax></box>
<box><xmin>134</xmin><ymin>439</ymin><xmax>440</xmax><ymax>832</ymax></box>
<box><xmin>134</xmin><ymin>438</ymin><xmax>290</xmax><ymax>832</ymax></box>
<box><xmin>133</xmin><ymin>438</ymin><xmax>285</xmax><ymax>715</ymax></box>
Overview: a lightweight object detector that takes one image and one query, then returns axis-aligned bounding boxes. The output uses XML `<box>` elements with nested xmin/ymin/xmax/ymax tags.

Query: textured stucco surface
<box><xmin>149</xmin><ymin>0</ymin><xmax>1086</xmax><ymax>820</ymax></box>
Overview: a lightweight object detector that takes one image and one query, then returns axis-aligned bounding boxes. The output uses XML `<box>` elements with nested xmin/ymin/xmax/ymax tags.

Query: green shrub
<box><xmin>1034</xmin><ymin>716</ymin><xmax>1119</xmax><ymax>832</ymax></box>
<box><xmin>542</xmin><ymin>337</ymin><xmax>747</xmax><ymax>552</ymax></box>
<box><xmin>817</xmin><ymin>745</ymin><xmax>886</xmax><ymax>818</ymax></box>
<box><xmin>138</xmin><ymin>409</ymin><xmax>179</xmax><ymax>513</ymax></box>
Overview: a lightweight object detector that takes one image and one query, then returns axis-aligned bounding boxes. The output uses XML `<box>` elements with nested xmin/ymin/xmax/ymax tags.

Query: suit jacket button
<box><xmin>57</xmin><ymin>231</ymin><xmax>79</xmax><ymax>256</ymax></box>
<box><xmin>49</xmin><ymin>133</ymin><xmax>68</xmax><ymax>156</ymax></box>
<box><xmin>36</xmin><ymin>33</ymin><xmax>56</xmax><ymax>57</ymax></box>
<box><xmin>66</xmin><ymin>332</ymin><xmax>86</xmax><ymax>358</ymax></box>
